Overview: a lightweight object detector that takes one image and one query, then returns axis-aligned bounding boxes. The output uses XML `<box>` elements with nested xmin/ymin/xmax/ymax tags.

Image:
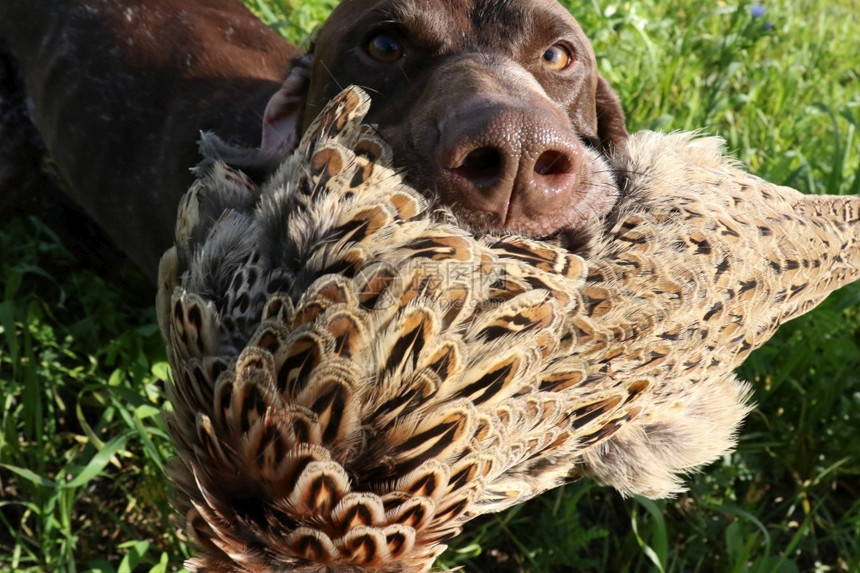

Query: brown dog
<box><xmin>1</xmin><ymin>0</ymin><xmax>627</xmax><ymax>282</ymax></box>
<box><xmin>233</xmin><ymin>0</ymin><xmax>629</xmax><ymax>241</ymax></box>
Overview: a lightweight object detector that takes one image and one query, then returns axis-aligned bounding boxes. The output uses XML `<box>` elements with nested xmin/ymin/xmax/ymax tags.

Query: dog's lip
<box><xmin>443</xmin><ymin>195</ymin><xmax>575</xmax><ymax>238</ymax></box>
<box><xmin>501</xmin><ymin>217</ymin><xmax>572</xmax><ymax>237</ymax></box>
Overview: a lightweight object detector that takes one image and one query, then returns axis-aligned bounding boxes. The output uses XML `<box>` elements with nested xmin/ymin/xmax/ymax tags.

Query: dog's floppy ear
<box><xmin>196</xmin><ymin>54</ymin><xmax>311</xmax><ymax>181</ymax></box>
<box><xmin>260</xmin><ymin>54</ymin><xmax>312</xmax><ymax>155</ymax></box>
<box><xmin>595</xmin><ymin>75</ymin><xmax>628</xmax><ymax>152</ymax></box>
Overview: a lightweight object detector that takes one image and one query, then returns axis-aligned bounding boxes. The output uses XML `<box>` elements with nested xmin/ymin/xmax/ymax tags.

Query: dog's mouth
<box><xmin>442</xmin><ymin>205</ymin><xmax>596</xmax><ymax>257</ymax></box>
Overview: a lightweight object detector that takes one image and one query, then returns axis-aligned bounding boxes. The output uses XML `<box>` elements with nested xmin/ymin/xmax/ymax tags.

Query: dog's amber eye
<box><xmin>541</xmin><ymin>44</ymin><xmax>572</xmax><ymax>71</ymax></box>
<box><xmin>366</xmin><ymin>32</ymin><xmax>404</xmax><ymax>63</ymax></box>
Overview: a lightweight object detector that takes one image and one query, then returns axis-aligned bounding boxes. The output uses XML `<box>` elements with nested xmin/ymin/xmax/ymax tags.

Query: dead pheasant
<box><xmin>157</xmin><ymin>86</ymin><xmax>860</xmax><ymax>572</ymax></box>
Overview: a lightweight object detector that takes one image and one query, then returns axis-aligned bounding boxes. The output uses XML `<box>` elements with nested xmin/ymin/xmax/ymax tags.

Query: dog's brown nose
<box><xmin>438</xmin><ymin>104</ymin><xmax>583</xmax><ymax>235</ymax></box>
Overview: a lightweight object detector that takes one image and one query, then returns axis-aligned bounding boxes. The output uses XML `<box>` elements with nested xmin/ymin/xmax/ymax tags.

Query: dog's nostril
<box><xmin>534</xmin><ymin>150</ymin><xmax>573</xmax><ymax>176</ymax></box>
<box><xmin>455</xmin><ymin>147</ymin><xmax>503</xmax><ymax>185</ymax></box>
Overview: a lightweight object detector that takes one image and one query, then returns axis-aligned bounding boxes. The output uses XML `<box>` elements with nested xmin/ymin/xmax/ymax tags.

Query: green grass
<box><xmin>1</xmin><ymin>0</ymin><xmax>858</xmax><ymax>571</ymax></box>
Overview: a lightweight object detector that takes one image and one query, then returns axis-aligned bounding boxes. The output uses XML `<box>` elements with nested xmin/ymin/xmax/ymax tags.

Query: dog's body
<box><xmin>0</xmin><ymin>0</ymin><xmax>300</xmax><ymax>279</ymax></box>
<box><xmin>1</xmin><ymin>0</ymin><xmax>626</xmax><ymax>281</ymax></box>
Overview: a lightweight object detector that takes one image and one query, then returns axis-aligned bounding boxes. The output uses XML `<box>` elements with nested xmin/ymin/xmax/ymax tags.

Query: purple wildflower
<box><xmin>751</xmin><ymin>3</ymin><xmax>766</xmax><ymax>18</ymax></box>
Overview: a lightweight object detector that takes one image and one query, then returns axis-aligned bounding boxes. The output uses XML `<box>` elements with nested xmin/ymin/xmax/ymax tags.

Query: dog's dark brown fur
<box><xmin>0</xmin><ymin>0</ymin><xmax>300</xmax><ymax>281</ymax></box>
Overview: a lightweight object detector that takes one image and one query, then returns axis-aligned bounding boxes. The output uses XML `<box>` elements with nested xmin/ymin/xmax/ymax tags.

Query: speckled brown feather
<box><xmin>157</xmin><ymin>86</ymin><xmax>860</xmax><ymax>571</ymax></box>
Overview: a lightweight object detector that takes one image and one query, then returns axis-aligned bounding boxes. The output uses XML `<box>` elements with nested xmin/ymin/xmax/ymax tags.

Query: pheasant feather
<box><xmin>157</xmin><ymin>86</ymin><xmax>860</xmax><ymax>571</ymax></box>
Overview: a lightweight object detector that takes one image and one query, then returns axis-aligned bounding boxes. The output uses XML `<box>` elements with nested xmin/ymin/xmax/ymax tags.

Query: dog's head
<box><xmin>261</xmin><ymin>0</ymin><xmax>627</xmax><ymax>242</ymax></box>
